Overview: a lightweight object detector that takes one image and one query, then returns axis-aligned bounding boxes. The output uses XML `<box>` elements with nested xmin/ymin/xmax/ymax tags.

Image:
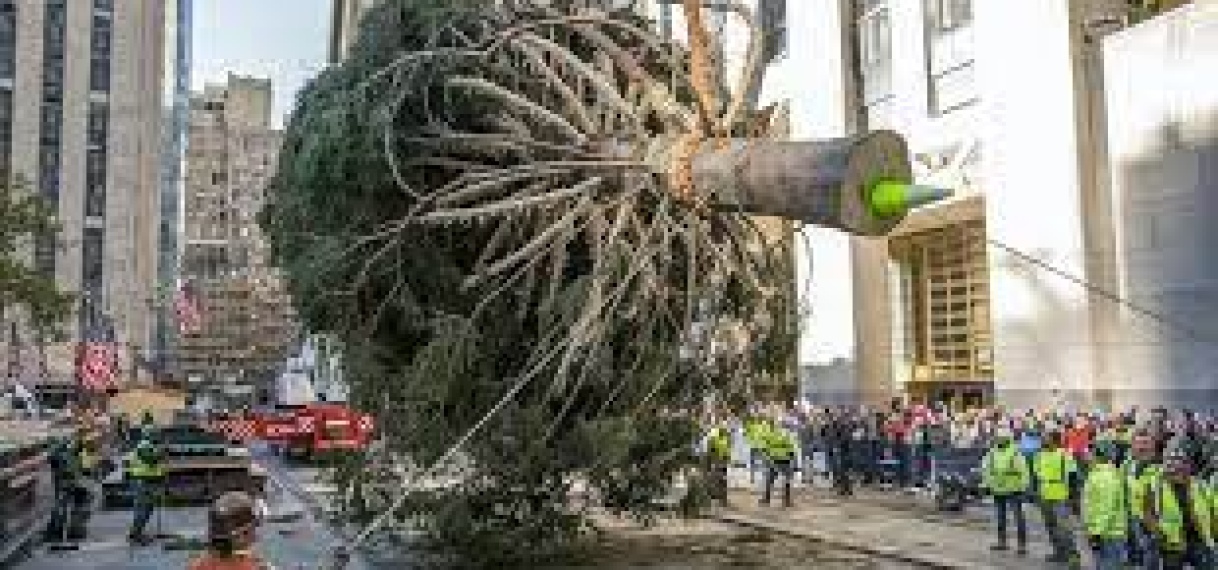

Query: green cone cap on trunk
<box><xmin>867</xmin><ymin>181</ymin><xmax>952</xmax><ymax>219</ymax></box>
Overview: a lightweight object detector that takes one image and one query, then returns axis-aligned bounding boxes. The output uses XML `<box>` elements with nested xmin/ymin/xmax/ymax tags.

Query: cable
<box><xmin>983</xmin><ymin>237</ymin><xmax>1213</xmax><ymax>343</ymax></box>
<box><xmin>904</xmin><ymin>202</ymin><xmax>1217</xmax><ymax>346</ymax></box>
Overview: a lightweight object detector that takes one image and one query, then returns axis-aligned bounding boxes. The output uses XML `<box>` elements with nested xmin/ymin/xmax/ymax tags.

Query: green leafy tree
<box><xmin>264</xmin><ymin>0</ymin><xmax>799</xmax><ymax>566</ymax></box>
<box><xmin>0</xmin><ymin>178</ymin><xmax>73</xmax><ymax>338</ymax></box>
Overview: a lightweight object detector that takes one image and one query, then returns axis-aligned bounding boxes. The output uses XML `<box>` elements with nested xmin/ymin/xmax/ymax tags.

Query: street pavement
<box><xmin>11</xmin><ymin>458</ymin><xmax>1081</xmax><ymax>568</ymax></box>
<box><xmin>717</xmin><ymin>483</ymin><xmax>1064</xmax><ymax>569</ymax></box>
<box><xmin>12</xmin><ymin>455</ymin><xmax>369</xmax><ymax>570</ymax></box>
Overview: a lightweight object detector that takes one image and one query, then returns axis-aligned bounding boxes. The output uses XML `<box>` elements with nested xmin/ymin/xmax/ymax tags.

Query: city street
<box><xmin>2</xmin><ymin>0</ymin><xmax>1215</xmax><ymax>568</ymax></box>
<box><xmin>11</xmin><ymin>454</ymin><xmax>994</xmax><ymax>569</ymax></box>
<box><xmin>11</xmin><ymin>454</ymin><xmax>368</xmax><ymax>570</ymax></box>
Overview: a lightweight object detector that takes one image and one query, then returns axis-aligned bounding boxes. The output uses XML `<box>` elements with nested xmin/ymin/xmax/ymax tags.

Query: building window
<box><xmin>658</xmin><ymin>2</ymin><xmax>673</xmax><ymax>39</ymax></box>
<box><xmin>927</xmin><ymin>0</ymin><xmax>972</xmax><ymax>34</ymax></box>
<box><xmin>90</xmin><ymin>6</ymin><xmax>112</xmax><ymax>93</ymax></box>
<box><xmin>929</xmin><ymin>62</ymin><xmax>978</xmax><ymax>116</ymax></box>
<box><xmin>87</xmin><ymin>101</ymin><xmax>108</xmax><ymax>148</ymax></box>
<box><xmin>854</xmin><ymin>0</ymin><xmax>893</xmax><ymax>120</ymax></box>
<box><xmin>38</xmin><ymin>0</ymin><xmax>67</xmax><ymax>277</ymax></box>
<box><xmin>0</xmin><ymin>1</ymin><xmax>16</xmax><ymax>81</ymax></box>
<box><xmin>0</xmin><ymin>89</ymin><xmax>11</xmax><ymax>179</ymax></box>
<box><xmin>35</xmin><ymin>236</ymin><xmax>56</xmax><ymax>276</ymax></box>
<box><xmin>81</xmin><ymin>227</ymin><xmax>105</xmax><ymax>297</ymax></box>
<box><xmin>85</xmin><ymin>149</ymin><xmax>107</xmax><ymax>217</ymax></box>
<box><xmin>759</xmin><ymin>0</ymin><xmax>788</xmax><ymax>62</ymax></box>
<box><xmin>924</xmin><ymin>0</ymin><xmax>977</xmax><ymax>116</ymax></box>
<box><xmin>0</xmin><ymin>0</ymin><xmax>10</xmax><ymax>183</ymax></box>
<box><xmin>86</xmin><ymin>99</ymin><xmax>108</xmax><ymax>218</ymax></box>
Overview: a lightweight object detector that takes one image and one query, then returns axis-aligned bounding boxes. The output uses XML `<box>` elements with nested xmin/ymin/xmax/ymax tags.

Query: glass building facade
<box><xmin>154</xmin><ymin>0</ymin><xmax>192</xmax><ymax>377</ymax></box>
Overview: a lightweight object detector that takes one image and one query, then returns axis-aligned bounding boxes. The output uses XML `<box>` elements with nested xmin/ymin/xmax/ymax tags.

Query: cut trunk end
<box><xmin>690</xmin><ymin>131</ymin><xmax>953</xmax><ymax>236</ymax></box>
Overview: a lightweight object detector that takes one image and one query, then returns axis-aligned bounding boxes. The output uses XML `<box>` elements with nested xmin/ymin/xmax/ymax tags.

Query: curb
<box><xmin>710</xmin><ymin>510</ymin><xmax>966</xmax><ymax>569</ymax></box>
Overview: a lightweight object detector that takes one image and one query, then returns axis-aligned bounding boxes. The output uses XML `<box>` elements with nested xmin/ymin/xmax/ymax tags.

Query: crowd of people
<box><xmin>702</xmin><ymin>402</ymin><xmax>1218</xmax><ymax>569</ymax></box>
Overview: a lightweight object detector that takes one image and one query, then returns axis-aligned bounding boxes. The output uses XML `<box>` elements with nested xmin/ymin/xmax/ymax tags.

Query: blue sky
<box><xmin>192</xmin><ymin>0</ymin><xmax>331</xmax><ymax>128</ymax></box>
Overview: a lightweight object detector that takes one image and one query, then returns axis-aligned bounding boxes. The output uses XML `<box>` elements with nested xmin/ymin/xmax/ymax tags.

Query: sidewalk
<box><xmin>714</xmin><ymin>484</ymin><xmax>1059</xmax><ymax>569</ymax></box>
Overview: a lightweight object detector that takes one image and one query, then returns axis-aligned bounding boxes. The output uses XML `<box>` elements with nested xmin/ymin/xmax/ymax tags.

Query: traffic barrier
<box><xmin>204</xmin><ymin>417</ymin><xmax>258</xmax><ymax>443</ymax></box>
<box><xmin>258</xmin><ymin>419</ymin><xmax>299</xmax><ymax>440</ymax></box>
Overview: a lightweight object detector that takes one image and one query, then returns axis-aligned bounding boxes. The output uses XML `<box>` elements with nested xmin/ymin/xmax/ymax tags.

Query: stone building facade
<box><xmin>1</xmin><ymin>0</ymin><xmax>170</xmax><ymax>389</ymax></box>
<box><xmin>178</xmin><ymin>74</ymin><xmax>296</xmax><ymax>406</ymax></box>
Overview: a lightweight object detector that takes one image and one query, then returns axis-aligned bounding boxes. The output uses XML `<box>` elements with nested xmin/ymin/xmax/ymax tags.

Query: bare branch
<box><xmin>503</xmin><ymin>38</ymin><xmax>599</xmax><ymax>135</ymax></box>
<box><xmin>447</xmin><ymin>76</ymin><xmax>585</xmax><ymax>143</ymax></box>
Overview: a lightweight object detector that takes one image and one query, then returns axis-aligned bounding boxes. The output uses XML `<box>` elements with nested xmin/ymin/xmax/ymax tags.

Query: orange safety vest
<box><xmin>187</xmin><ymin>551</ymin><xmax>270</xmax><ymax>570</ymax></box>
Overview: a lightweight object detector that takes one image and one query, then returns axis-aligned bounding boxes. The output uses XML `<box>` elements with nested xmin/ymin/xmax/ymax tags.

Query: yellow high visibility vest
<box><xmin>1151</xmin><ymin>478</ymin><xmax>1213</xmax><ymax>552</ymax></box>
<box><xmin>1034</xmin><ymin>449</ymin><xmax>1073</xmax><ymax>502</ymax></box>
<box><xmin>127</xmin><ymin>450</ymin><xmax>165</xmax><ymax>480</ymax></box>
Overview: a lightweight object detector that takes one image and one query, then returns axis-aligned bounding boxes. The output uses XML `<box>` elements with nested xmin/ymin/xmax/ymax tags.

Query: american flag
<box><xmin>175</xmin><ymin>281</ymin><xmax>203</xmax><ymax>334</ymax></box>
<box><xmin>76</xmin><ymin>314</ymin><xmax>118</xmax><ymax>392</ymax></box>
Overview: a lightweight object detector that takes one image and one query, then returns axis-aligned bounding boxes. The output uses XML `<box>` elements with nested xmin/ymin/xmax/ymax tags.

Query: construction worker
<box><xmin>983</xmin><ymin>426</ymin><xmax>1030</xmax><ymax>554</ymax></box>
<box><xmin>1084</xmin><ymin>442</ymin><xmax>1128</xmax><ymax>570</ymax></box>
<box><xmin>188</xmin><ymin>491</ymin><xmax>271</xmax><ymax>570</ymax></box>
<box><xmin>126</xmin><ymin>435</ymin><xmax>166</xmax><ymax>544</ymax></box>
<box><xmin>1125</xmin><ymin>431</ymin><xmax>1164</xmax><ymax>568</ymax></box>
<box><xmin>1033</xmin><ymin>430</ymin><xmax>1077</xmax><ymax>564</ymax></box>
<box><xmin>758</xmin><ymin>412</ymin><xmax>797</xmax><ymax>508</ymax></box>
<box><xmin>77</xmin><ymin>428</ymin><xmax>101</xmax><ymax>479</ymax></box>
<box><xmin>743</xmin><ymin>411</ymin><xmax>766</xmax><ymax>486</ymax></box>
<box><xmin>1146</xmin><ymin>451</ymin><xmax>1212</xmax><ymax>569</ymax></box>
<box><xmin>45</xmin><ymin>434</ymin><xmax>90</xmax><ymax>542</ymax></box>
<box><xmin>1208</xmin><ymin>449</ymin><xmax>1218</xmax><ymax>558</ymax></box>
<box><xmin>704</xmin><ymin>415</ymin><xmax>733</xmax><ymax>507</ymax></box>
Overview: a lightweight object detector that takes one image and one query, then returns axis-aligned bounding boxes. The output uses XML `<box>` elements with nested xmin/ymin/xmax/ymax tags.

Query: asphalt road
<box><xmin>11</xmin><ymin>454</ymin><xmax>369</xmax><ymax>570</ymax></box>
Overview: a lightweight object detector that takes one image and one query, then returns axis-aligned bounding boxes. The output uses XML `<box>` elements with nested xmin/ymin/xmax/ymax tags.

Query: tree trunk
<box><xmin>692</xmin><ymin>130</ymin><xmax>915</xmax><ymax>236</ymax></box>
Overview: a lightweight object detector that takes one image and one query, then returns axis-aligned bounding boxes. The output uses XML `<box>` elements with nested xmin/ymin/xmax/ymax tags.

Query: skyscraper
<box><xmin>154</xmin><ymin>0</ymin><xmax>193</xmax><ymax>380</ymax></box>
<box><xmin>1</xmin><ymin>0</ymin><xmax>169</xmax><ymax>387</ymax></box>
<box><xmin>178</xmin><ymin>75</ymin><xmax>297</xmax><ymax>406</ymax></box>
<box><xmin>328</xmin><ymin>0</ymin><xmax>378</xmax><ymax>64</ymax></box>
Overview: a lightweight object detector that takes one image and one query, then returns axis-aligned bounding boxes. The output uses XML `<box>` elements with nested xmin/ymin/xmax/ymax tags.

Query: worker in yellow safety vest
<box><xmin>743</xmin><ymin>412</ymin><xmax>767</xmax><ymax>486</ymax></box>
<box><xmin>758</xmin><ymin>413</ymin><xmax>796</xmax><ymax>508</ymax></box>
<box><xmin>1125</xmin><ymin>431</ymin><xmax>1164</xmax><ymax>568</ymax></box>
<box><xmin>76</xmin><ymin>428</ymin><xmax>101</xmax><ymax>479</ymax></box>
<box><xmin>1083</xmin><ymin>442</ymin><xmax>1128</xmax><ymax>570</ymax></box>
<box><xmin>126</xmin><ymin>436</ymin><xmax>166</xmax><ymax>544</ymax></box>
<box><xmin>983</xmin><ymin>427</ymin><xmax>1030</xmax><ymax>554</ymax></box>
<box><xmin>1146</xmin><ymin>451</ymin><xmax>1212</xmax><ymax>569</ymax></box>
<box><xmin>703</xmin><ymin>415</ymin><xmax>734</xmax><ymax>506</ymax></box>
<box><xmin>1034</xmin><ymin>430</ymin><xmax>1077</xmax><ymax>564</ymax></box>
<box><xmin>1208</xmin><ymin>452</ymin><xmax>1218</xmax><ymax>563</ymax></box>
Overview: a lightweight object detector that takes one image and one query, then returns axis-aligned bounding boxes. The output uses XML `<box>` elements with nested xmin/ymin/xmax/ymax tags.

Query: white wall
<box><xmin>973</xmin><ymin>0</ymin><xmax>1097</xmax><ymax>406</ymax></box>
<box><xmin>1101</xmin><ymin>2</ymin><xmax>1218</xmax><ymax>409</ymax></box>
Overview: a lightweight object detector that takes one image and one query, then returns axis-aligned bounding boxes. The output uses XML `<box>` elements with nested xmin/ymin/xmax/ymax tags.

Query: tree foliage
<box><xmin>0</xmin><ymin>178</ymin><xmax>73</xmax><ymax>337</ymax></box>
<box><xmin>263</xmin><ymin>0</ymin><xmax>795</xmax><ymax>566</ymax></box>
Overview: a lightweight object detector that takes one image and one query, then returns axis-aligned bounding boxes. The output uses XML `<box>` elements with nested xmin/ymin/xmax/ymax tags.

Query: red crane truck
<box><xmin>258</xmin><ymin>403</ymin><xmax>373</xmax><ymax>461</ymax></box>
